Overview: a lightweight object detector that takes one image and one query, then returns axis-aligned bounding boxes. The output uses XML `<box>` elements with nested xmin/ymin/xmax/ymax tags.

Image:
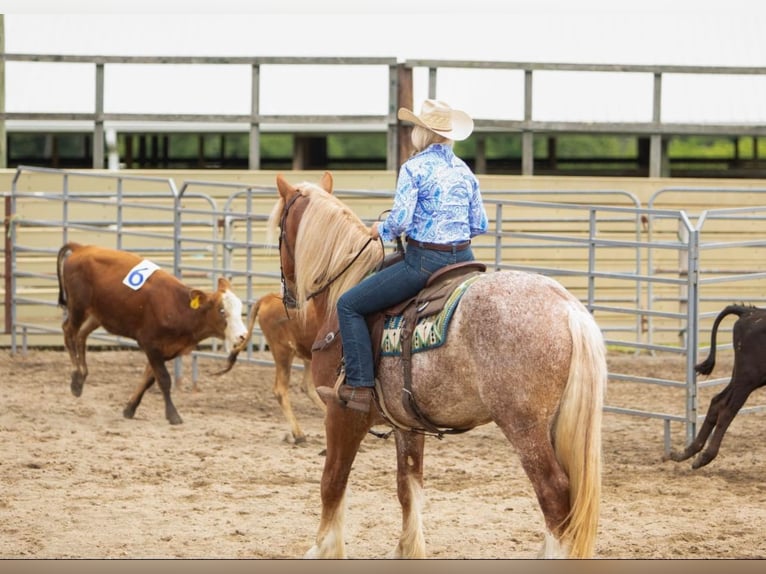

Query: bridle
<box><xmin>277</xmin><ymin>189</ymin><xmax>378</xmax><ymax>315</ymax></box>
<box><xmin>306</xmin><ymin>236</ymin><xmax>375</xmax><ymax>301</ymax></box>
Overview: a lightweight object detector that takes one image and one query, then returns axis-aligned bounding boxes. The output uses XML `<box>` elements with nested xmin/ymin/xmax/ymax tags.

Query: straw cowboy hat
<box><xmin>397</xmin><ymin>99</ymin><xmax>474</xmax><ymax>141</ymax></box>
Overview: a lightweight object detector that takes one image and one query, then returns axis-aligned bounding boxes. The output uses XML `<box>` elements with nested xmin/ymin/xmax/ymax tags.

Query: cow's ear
<box><xmin>216</xmin><ymin>277</ymin><xmax>231</xmax><ymax>292</ymax></box>
<box><xmin>189</xmin><ymin>289</ymin><xmax>207</xmax><ymax>310</ymax></box>
<box><xmin>319</xmin><ymin>171</ymin><xmax>334</xmax><ymax>194</ymax></box>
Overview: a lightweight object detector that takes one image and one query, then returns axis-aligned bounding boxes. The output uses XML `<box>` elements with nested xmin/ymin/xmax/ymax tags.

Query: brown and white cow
<box><xmin>56</xmin><ymin>242</ymin><xmax>248</xmax><ymax>424</ymax></box>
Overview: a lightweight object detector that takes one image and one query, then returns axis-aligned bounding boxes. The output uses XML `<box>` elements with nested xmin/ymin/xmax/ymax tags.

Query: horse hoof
<box><xmin>70</xmin><ymin>374</ymin><xmax>84</xmax><ymax>397</ymax></box>
<box><xmin>123</xmin><ymin>407</ymin><xmax>136</xmax><ymax>419</ymax></box>
<box><xmin>664</xmin><ymin>450</ymin><xmax>690</xmax><ymax>462</ymax></box>
<box><xmin>692</xmin><ymin>454</ymin><xmax>713</xmax><ymax>469</ymax></box>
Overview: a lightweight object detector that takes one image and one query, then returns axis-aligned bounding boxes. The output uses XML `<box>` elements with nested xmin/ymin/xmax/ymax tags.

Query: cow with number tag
<box><xmin>56</xmin><ymin>242</ymin><xmax>248</xmax><ymax>425</ymax></box>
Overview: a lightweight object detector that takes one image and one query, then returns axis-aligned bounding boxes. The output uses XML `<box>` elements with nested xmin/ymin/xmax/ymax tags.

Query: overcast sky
<box><xmin>3</xmin><ymin>1</ymin><xmax>766</xmax><ymax>123</ymax></box>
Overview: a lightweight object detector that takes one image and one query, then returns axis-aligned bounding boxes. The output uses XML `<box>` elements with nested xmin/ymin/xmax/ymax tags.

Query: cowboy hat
<box><xmin>397</xmin><ymin>99</ymin><xmax>474</xmax><ymax>141</ymax></box>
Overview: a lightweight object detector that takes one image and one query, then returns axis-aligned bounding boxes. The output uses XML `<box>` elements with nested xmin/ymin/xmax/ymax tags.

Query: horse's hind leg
<box><xmin>500</xmin><ymin>424</ymin><xmax>571</xmax><ymax>557</ymax></box>
<box><xmin>393</xmin><ymin>430</ymin><xmax>426</xmax><ymax>558</ymax></box>
<box><xmin>692</xmin><ymin>383</ymin><xmax>752</xmax><ymax>469</ymax></box>
<box><xmin>666</xmin><ymin>386</ymin><xmax>730</xmax><ymax>463</ymax></box>
<box><xmin>305</xmin><ymin>406</ymin><xmax>368</xmax><ymax>559</ymax></box>
<box><xmin>271</xmin><ymin>345</ymin><xmax>306</xmax><ymax>443</ymax></box>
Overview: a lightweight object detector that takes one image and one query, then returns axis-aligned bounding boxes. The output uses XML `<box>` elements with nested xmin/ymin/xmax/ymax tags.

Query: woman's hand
<box><xmin>370</xmin><ymin>222</ymin><xmax>380</xmax><ymax>239</ymax></box>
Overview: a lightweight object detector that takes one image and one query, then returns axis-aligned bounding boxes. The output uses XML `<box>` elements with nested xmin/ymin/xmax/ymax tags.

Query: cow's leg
<box><xmin>392</xmin><ymin>430</ymin><xmax>426</xmax><ymax>558</ymax></box>
<box><xmin>693</xmin><ymin>382</ymin><xmax>755</xmax><ymax>469</ymax></box>
<box><xmin>151</xmin><ymin>357</ymin><xmax>183</xmax><ymax>425</ymax></box>
<box><xmin>70</xmin><ymin>315</ymin><xmax>100</xmax><ymax>397</ymax></box>
<box><xmin>123</xmin><ymin>362</ymin><xmax>156</xmax><ymax>420</ymax></box>
<box><xmin>124</xmin><ymin>356</ymin><xmax>181</xmax><ymax>425</ymax></box>
<box><xmin>305</xmin><ymin>406</ymin><xmax>368</xmax><ymax>558</ymax></box>
<box><xmin>666</xmin><ymin>385</ymin><xmax>731</xmax><ymax>463</ymax></box>
<box><xmin>301</xmin><ymin>359</ymin><xmax>327</xmax><ymax>413</ymax></box>
<box><xmin>61</xmin><ymin>309</ymin><xmax>81</xmax><ymax>382</ymax></box>
<box><xmin>271</xmin><ymin>343</ymin><xmax>306</xmax><ymax>443</ymax></box>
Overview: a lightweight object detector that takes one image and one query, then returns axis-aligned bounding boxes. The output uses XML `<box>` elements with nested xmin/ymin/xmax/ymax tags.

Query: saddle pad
<box><xmin>380</xmin><ymin>274</ymin><xmax>483</xmax><ymax>356</ymax></box>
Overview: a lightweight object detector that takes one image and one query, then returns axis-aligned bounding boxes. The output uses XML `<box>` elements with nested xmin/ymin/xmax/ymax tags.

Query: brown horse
<box><xmin>269</xmin><ymin>172</ymin><xmax>607</xmax><ymax>558</ymax></box>
<box><xmin>221</xmin><ymin>184</ymin><xmax>338</xmax><ymax>443</ymax></box>
<box><xmin>243</xmin><ymin>292</ymin><xmax>325</xmax><ymax>443</ymax></box>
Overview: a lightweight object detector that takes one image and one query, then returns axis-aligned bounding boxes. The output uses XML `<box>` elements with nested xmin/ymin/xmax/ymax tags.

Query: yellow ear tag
<box><xmin>190</xmin><ymin>295</ymin><xmax>200</xmax><ymax>310</ymax></box>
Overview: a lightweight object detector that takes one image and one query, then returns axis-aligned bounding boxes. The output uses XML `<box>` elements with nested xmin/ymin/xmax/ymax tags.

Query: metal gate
<box><xmin>5</xmin><ymin>166</ymin><xmax>766</xmax><ymax>451</ymax></box>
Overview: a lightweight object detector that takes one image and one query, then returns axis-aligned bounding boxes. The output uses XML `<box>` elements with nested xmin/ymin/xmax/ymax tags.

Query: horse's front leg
<box><xmin>393</xmin><ymin>429</ymin><xmax>426</xmax><ymax>558</ymax></box>
<box><xmin>305</xmin><ymin>405</ymin><xmax>370</xmax><ymax>559</ymax></box>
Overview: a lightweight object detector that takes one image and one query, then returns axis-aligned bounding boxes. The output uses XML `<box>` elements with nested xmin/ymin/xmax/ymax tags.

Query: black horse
<box><xmin>667</xmin><ymin>304</ymin><xmax>766</xmax><ymax>468</ymax></box>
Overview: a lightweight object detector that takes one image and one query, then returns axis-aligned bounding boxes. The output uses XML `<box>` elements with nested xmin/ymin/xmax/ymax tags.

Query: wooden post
<box><xmin>249</xmin><ymin>63</ymin><xmax>260</xmax><ymax>170</ymax></box>
<box><xmin>521</xmin><ymin>69</ymin><xmax>534</xmax><ymax>175</ymax></box>
<box><xmin>649</xmin><ymin>72</ymin><xmax>665</xmax><ymax>177</ymax></box>
<box><xmin>93</xmin><ymin>63</ymin><xmax>104</xmax><ymax>169</ymax></box>
<box><xmin>548</xmin><ymin>136</ymin><xmax>557</xmax><ymax>172</ymax></box>
<box><xmin>124</xmin><ymin>134</ymin><xmax>134</xmax><ymax>168</ymax></box>
<box><xmin>396</xmin><ymin>63</ymin><xmax>413</xmax><ymax>171</ymax></box>
<box><xmin>292</xmin><ymin>136</ymin><xmax>327</xmax><ymax>170</ymax></box>
<box><xmin>475</xmin><ymin>135</ymin><xmax>486</xmax><ymax>174</ymax></box>
<box><xmin>0</xmin><ymin>15</ymin><xmax>7</xmax><ymax>169</ymax></box>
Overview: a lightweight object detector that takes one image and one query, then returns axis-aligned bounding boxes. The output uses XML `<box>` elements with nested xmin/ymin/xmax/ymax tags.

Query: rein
<box><xmin>278</xmin><ymin>189</ymin><xmax>379</xmax><ymax>308</ymax></box>
<box><xmin>306</xmin><ymin>236</ymin><xmax>375</xmax><ymax>301</ymax></box>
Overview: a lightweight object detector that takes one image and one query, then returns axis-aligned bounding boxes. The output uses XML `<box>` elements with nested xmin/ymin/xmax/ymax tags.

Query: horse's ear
<box><xmin>276</xmin><ymin>173</ymin><xmax>297</xmax><ymax>201</ymax></box>
<box><xmin>320</xmin><ymin>171</ymin><xmax>334</xmax><ymax>194</ymax></box>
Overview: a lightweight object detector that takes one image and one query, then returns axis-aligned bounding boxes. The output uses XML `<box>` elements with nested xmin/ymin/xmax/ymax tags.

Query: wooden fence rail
<box><xmin>3</xmin><ymin>54</ymin><xmax>766</xmax><ymax>175</ymax></box>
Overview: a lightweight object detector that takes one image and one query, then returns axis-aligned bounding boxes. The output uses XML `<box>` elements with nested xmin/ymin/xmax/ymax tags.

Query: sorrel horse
<box><xmin>222</xmin><ymin>292</ymin><xmax>325</xmax><ymax>444</ymax></box>
<box><xmin>269</xmin><ymin>172</ymin><xmax>607</xmax><ymax>558</ymax></box>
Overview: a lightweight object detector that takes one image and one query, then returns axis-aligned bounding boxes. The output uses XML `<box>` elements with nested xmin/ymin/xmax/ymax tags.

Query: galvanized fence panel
<box><xmin>6</xmin><ymin>166</ymin><xmax>766</xmax><ymax>452</ymax></box>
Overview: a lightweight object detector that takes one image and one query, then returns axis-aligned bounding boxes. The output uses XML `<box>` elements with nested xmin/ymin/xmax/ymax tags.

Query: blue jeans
<box><xmin>337</xmin><ymin>243</ymin><xmax>476</xmax><ymax>388</ymax></box>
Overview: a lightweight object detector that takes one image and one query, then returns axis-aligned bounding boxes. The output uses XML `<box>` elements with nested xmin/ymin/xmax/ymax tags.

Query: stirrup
<box><xmin>315</xmin><ymin>367</ymin><xmax>348</xmax><ymax>405</ymax></box>
<box><xmin>336</xmin><ymin>384</ymin><xmax>372</xmax><ymax>413</ymax></box>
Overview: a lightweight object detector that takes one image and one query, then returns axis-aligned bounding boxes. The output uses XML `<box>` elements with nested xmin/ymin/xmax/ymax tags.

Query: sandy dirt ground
<box><xmin>1</xmin><ymin>348</ymin><xmax>765</xmax><ymax>559</ymax></box>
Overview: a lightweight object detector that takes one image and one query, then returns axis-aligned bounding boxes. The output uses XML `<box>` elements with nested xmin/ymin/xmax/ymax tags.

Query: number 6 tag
<box><xmin>123</xmin><ymin>259</ymin><xmax>161</xmax><ymax>291</ymax></box>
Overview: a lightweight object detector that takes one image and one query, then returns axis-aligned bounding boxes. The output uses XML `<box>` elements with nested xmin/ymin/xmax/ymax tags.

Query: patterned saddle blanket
<box><xmin>379</xmin><ymin>274</ymin><xmax>483</xmax><ymax>356</ymax></box>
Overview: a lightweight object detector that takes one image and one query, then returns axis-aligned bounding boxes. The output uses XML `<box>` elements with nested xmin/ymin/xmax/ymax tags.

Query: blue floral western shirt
<box><xmin>377</xmin><ymin>143</ymin><xmax>488</xmax><ymax>244</ymax></box>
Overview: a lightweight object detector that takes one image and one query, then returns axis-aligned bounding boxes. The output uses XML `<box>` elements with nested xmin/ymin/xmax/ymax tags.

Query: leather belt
<box><xmin>406</xmin><ymin>236</ymin><xmax>471</xmax><ymax>252</ymax></box>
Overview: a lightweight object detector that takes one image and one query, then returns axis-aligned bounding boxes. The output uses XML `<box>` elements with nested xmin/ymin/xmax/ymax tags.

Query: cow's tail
<box><xmin>213</xmin><ymin>295</ymin><xmax>263</xmax><ymax>375</ymax></box>
<box><xmin>56</xmin><ymin>242</ymin><xmax>79</xmax><ymax>307</ymax></box>
<box><xmin>695</xmin><ymin>304</ymin><xmax>752</xmax><ymax>375</ymax></box>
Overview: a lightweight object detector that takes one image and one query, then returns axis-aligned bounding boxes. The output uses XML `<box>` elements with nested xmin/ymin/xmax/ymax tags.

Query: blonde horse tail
<box><xmin>552</xmin><ymin>304</ymin><xmax>607</xmax><ymax>558</ymax></box>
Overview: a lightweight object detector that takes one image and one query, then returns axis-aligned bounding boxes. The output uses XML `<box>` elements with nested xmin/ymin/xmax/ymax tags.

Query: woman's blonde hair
<box><xmin>411</xmin><ymin>125</ymin><xmax>451</xmax><ymax>153</ymax></box>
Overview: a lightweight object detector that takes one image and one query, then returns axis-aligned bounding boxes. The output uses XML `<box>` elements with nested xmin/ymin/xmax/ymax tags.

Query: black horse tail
<box><xmin>695</xmin><ymin>304</ymin><xmax>754</xmax><ymax>376</ymax></box>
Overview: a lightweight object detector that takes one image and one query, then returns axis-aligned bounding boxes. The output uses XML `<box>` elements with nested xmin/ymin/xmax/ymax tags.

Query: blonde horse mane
<box><xmin>267</xmin><ymin>182</ymin><xmax>384</xmax><ymax>322</ymax></box>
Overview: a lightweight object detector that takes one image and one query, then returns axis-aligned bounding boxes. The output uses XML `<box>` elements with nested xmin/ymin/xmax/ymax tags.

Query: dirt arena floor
<box><xmin>1</xmin><ymin>347</ymin><xmax>765</xmax><ymax>559</ymax></box>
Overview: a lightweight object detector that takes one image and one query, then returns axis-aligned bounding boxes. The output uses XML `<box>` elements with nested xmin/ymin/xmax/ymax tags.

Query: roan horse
<box><xmin>270</xmin><ymin>172</ymin><xmax>607</xmax><ymax>559</ymax></box>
